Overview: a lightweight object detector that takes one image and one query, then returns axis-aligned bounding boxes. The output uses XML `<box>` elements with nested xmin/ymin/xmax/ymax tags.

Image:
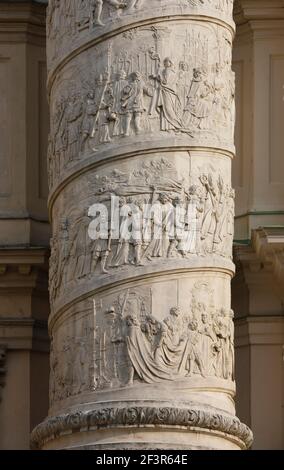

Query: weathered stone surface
<box><xmin>32</xmin><ymin>0</ymin><xmax>253</xmax><ymax>450</ymax></box>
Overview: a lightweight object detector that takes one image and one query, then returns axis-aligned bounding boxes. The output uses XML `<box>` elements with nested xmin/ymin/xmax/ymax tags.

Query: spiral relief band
<box><xmin>37</xmin><ymin>0</ymin><xmax>253</xmax><ymax>450</ymax></box>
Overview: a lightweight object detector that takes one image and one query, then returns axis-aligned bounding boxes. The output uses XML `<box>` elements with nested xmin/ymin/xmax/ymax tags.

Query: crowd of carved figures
<box><xmin>47</xmin><ymin>1</ymin><xmax>234</xmax><ymax>45</ymax></box>
<box><xmin>48</xmin><ymin>25</ymin><xmax>235</xmax><ymax>187</ymax></box>
<box><xmin>50</xmin><ymin>314</ymin><xmax>95</xmax><ymax>405</ymax></box>
<box><xmin>49</xmin><ymin>159</ymin><xmax>234</xmax><ymax>304</ymax></box>
<box><xmin>49</xmin><ymin>284</ymin><xmax>234</xmax><ymax>404</ymax></box>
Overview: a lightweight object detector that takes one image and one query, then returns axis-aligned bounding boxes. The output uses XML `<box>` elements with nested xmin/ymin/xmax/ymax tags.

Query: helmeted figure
<box><xmin>121</xmin><ymin>71</ymin><xmax>152</xmax><ymax>137</ymax></box>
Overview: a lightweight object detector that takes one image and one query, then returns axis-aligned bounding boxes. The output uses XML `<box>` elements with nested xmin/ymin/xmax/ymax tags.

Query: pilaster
<box><xmin>0</xmin><ymin>1</ymin><xmax>50</xmax><ymax>450</ymax></box>
<box><xmin>233</xmin><ymin>228</ymin><xmax>284</xmax><ymax>449</ymax></box>
<box><xmin>233</xmin><ymin>0</ymin><xmax>284</xmax><ymax>240</ymax></box>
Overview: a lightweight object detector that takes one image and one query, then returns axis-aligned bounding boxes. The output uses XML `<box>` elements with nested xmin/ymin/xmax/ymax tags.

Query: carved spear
<box><xmin>91</xmin><ymin>43</ymin><xmax>113</xmax><ymax>138</ymax></box>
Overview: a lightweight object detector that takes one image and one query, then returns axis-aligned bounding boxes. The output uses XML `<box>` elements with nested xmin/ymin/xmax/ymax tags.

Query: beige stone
<box><xmin>232</xmin><ymin>0</ymin><xmax>284</xmax><ymax>449</ymax></box>
<box><xmin>0</xmin><ymin>1</ymin><xmax>50</xmax><ymax>450</ymax></box>
<box><xmin>31</xmin><ymin>0</ymin><xmax>252</xmax><ymax>451</ymax></box>
<box><xmin>1</xmin><ymin>0</ymin><xmax>284</xmax><ymax>451</ymax></box>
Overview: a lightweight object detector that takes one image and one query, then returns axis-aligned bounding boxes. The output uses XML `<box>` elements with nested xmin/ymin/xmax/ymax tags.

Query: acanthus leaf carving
<box><xmin>31</xmin><ymin>404</ymin><xmax>253</xmax><ymax>451</ymax></box>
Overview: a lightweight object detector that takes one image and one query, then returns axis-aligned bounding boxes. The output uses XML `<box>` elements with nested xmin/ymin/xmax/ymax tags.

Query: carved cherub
<box><xmin>141</xmin><ymin>315</ymin><xmax>161</xmax><ymax>344</ymax></box>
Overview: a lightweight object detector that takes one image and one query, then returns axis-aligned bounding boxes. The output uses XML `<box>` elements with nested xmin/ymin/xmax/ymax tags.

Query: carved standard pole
<box><xmin>32</xmin><ymin>0</ymin><xmax>253</xmax><ymax>450</ymax></box>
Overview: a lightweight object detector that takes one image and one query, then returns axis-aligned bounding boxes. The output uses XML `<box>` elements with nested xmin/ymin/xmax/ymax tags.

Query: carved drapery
<box><xmin>32</xmin><ymin>0</ymin><xmax>252</xmax><ymax>450</ymax></box>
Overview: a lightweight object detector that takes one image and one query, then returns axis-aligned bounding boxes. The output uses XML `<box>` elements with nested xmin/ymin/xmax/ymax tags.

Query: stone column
<box><xmin>32</xmin><ymin>0</ymin><xmax>252</xmax><ymax>450</ymax></box>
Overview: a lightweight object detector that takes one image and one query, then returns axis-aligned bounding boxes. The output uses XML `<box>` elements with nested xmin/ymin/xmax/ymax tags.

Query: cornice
<box><xmin>0</xmin><ymin>1</ymin><xmax>46</xmax><ymax>44</ymax></box>
<box><xmin>235</xmin><ymin>315</ymin><xmax>284</xmax><ymax>347</ymax></box>
<box><xmin>234</xmin><ymin>0</ymin><xmax>284</xmax><ymax>26</ymax></box>
<box><xmin>0</xmin><ymin>318</ymin><xmax>49</xmax><ymax>351</ymax></box>
<box><xmin>0</xmin><ymin>246</ymin><xmax>48</xmax><ymax>266</ymax></box>
<box><xmin>234</xmin><ymin>227</ymin><xmax>284</xmax><ymax>302</ymax></box>
<box><xmin>0</xmin><ymin>247</ymin><xmax>49</xmax><ymax>293</ymax></box>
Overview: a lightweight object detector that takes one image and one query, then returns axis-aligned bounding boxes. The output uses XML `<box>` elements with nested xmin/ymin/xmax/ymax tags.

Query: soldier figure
<box><xmin>81</xmin><ymin>92</ymin><xmax>97</xmax><ymax>153</ymax></box>
<box><xmin>121</xmin><ymin>71</ymin><xmax>152</xmax><ymax>137</ymax></box>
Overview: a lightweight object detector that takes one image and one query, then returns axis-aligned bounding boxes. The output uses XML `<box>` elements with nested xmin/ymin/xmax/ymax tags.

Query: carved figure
<box><xmin>112</xmin><ymin>70</ymin><xmax>128</xmax><ymax>136</ymax></box>
<box><xmin>145</xmin><ymin>193</ymin><xmax>172</xmax><ymax>259</ymax></box>
<box><xmin>66</xmin><ymin>93</ymin><xmax>83</xmax><ymax>162</ymax></box>
<box><xmin>81</xmin><ymin>92</ymin><xmax>97</xmax><ymax>152</ymax></box>
<box><xmin>77</xmin><ymin>0</ymin><xmax>91</xmax><ymax>30</ymax></box>
<box><xmin>91</xmin><ymin>211</ymin><xmax>111</xmax><ymax>274</ymax></box>
<box><xmin>121</xmin><ymin>71</ymin><xmax>152</xmax><ymax>137</ymax></box>
<box><xmin>93</xmin><ymin>86</ymin><xmax>114</xmax><ymax>144</ymax></box>
<box><xmin>183</xmin><ymin>68</ymin><xmax>215</xmax><ymax>130</ymax></box>
<box><xmin>69</xmin><ymin>216</ymin><xmax>92</xmax><ymax>279</ymax></box>
<box><xmin>152</xmin><ymin>58</ymin><xmax>183</xmax><ymax>131</ymax></box>
<box><xmin>92</xmin><ymin>0</ymin><xmax>127</xmax><ymax>27</ymax></box>
<box><xmin>127</xmin><ymin>0</ymin><xmax>145</xmax><ymax>11</ymax></box>
<box><xmin>113</xmin><ymin>197</ymin><xmax>131</xmax><ymax>267</ymax></box>
<box><xmin>185</xmin><ymin>319</ymin><xmax>205</xmax><ymax>377</ymax></box>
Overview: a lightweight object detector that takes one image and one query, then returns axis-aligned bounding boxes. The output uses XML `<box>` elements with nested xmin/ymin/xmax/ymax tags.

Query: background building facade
<box><xmin>0</xmin><ymin>0</ymin><xmax>283</xmax><ymax>449</ymax></box>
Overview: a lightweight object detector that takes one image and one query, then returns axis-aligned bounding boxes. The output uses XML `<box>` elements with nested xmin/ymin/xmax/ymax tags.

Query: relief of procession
<box><xmin>50</xmin><ymin>157</ymin><xmax>234</xmax><ymax>303</ymax></box>
<box><xmin>50</xmin><ymin>283</ymin><xmax>234</xmax><ymax>403</ymax></box>
<box><xmin>48</xmin><ymin>26</ymin><xmax>234</xmax><ymax>186</ymax></box>
<box><xmin>47</xmin><ymin>1</ymin><xmax>234</xmax><ymax>41</ymax></box>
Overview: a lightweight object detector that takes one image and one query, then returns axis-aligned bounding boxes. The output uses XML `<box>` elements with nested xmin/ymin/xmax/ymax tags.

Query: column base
<box><xmin>31</xmin><ymin>404</ymin><xmax>253</xmax><ymax>450</ymax></box>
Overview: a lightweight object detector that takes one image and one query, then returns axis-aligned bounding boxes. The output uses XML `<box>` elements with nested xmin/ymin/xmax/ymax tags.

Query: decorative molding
<box><xmin>30</xmin><ymin>405</ymin><xmax>253</xmax><ymax>450</ymax></box>
<box><xmin>50</xmin><ymin>258</ymin><xmax>235</xmax><ymax>321</ymax></box>
<box><xmin>0</xmin><ymin>247</ymin><xmax>49</xmax><ymax>287</ymax></box>
<box><xmin>234</xmin><ymin>0</ymin><xmax>284</xmax><ymax>25</ymax></box>
<box><xmin>234</xmin><ymin>227</ymin><xmax>284</xmax><ymax>309</ymax></box>
<box><xmin>0</xmin><ymin>247</ymin><xmax>48</xmax><ymax>266</ymax></box>
<box><xmin>0</xmin><ymin>318</ymin><xmax>49</xmax><ymax>352</ymax></box>
<box><xmin>235</xmin><ymin>315</ymin><xmax>284</xmax><ymax>348</ymax></box>
<box><xmin>0</xmin><ymin>248</ymin><xmax>49</xmax><ymax>352</ymax></box>
<box><xmin>0</xmin><ymin>1</ymin><xmax>46</xmax><ymax>45</ymax></box>
<box><xmin>235</xmin><ymin>228</ymin><xmax>284</xmax><ymax>281</ymax></box>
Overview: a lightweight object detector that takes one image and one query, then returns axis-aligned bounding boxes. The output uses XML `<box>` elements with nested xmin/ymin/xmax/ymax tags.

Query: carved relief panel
<box><xmin>49</xmin><ymin>151</ymin><xmax>234</xmax><ymax>308</ymax></box>
<box><xmin>49</xmin><ymin>302</ymin><xmax>94</xmax><ymax>406</ymax></box>
<box><xmin>48</xmin><ymin>22</ymin><xmax>235</xmax><ymax>190</ymax></box>
<box><xmin>46</xmin><ymin>1</ymin><xmax>234</xmax><ymax>69</ymax></box>
<box><xmin>50</xmin><ymin>274</ymin><xmax>234</xmax><ymax>407</ymax></box>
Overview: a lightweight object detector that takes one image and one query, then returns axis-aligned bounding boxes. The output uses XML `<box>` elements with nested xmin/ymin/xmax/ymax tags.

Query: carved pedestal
<box><xmin>32</xmin><ymin>0</ymin><xmax>253</xmax><ymax>450</ymax></box>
